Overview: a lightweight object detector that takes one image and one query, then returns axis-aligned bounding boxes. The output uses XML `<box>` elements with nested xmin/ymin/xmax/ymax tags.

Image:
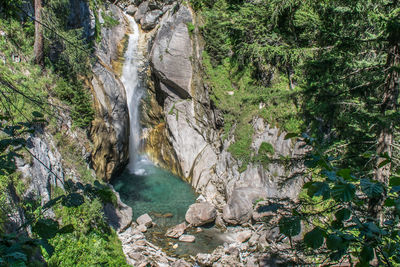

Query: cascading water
<box><xmin>113</xmin><ymin>14</ymin><xmax>225</xmax><ymax>257</ymax></box>
<box><xmin>121</xmin><ymin>15</ymin><xmax>144</xmax><ymax>173</ymax></box>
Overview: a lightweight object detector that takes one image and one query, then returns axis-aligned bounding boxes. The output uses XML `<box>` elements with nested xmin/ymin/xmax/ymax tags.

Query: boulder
<box><xmin>126</xmin><ymin>5</ymin><xmax>138</xmax><ymax>16</ymax></box>
<box><xmin>165</xmin><ymin>222</ymin><xmax>187</xmax><ymax>238</ymax></box>
<box><xmin>137</xmin><ymin>224</ymin><xmax>147</xmax><ymax>233</ymax></box>
<box><xmin>150</xmin><ymin>5</ymin><xmax>193</xmax><ymax>98</ymax></box>
<box><xmin>179</xmin><ymin>235</ymin><xmax>195</xmax><ymax>243</ymax></box>
<box><xmin>103</xmin><ymin>188</ymin><xmax>132</xmax><ymax>232</ymax></box>
<box><xmin>222</xmin><ymin>187</ymin><xmax>267</xmax><ymax>225</ymax></box>
<box><xmin>236</xmin><ymin>230</ymin><xmax>252</xmax><ymax>243</ymax></box>
<box><xmin>185</xmin><ymin>202</ymin><xmax>217</xmax><ymax>226</ymax></box>
<box><xmin>134</xmin><ymin>1</ymin><xmax>149</xmax><ymax>23</ymax></box>
<box><xmin>141</xmin><ymin>10</ymin><xmax>163</xmax><ymax>31</ymax></box>
<box><xmin>136</xmin><ymin>213</ymin><xmax>153</xmax><ymax>227</ymax></box>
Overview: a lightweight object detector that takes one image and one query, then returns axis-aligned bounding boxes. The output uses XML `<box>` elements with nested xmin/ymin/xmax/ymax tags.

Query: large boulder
<box><xmin>141</xmin><ymin>10</ymin><xmax>163</xmax><ymax>31</ymax></box>
<box><xmin>136</xmin><ymin>213</ymin><xmax>153</xmax><ymax>227</ymax></box>
<box><xmin>150</xmin><ymin>5</ymin><xmax>193</xmax><ymax>98</ymax></box>
<box><xmin>222</xmin><ymin>187</ymin><xmax>267</xmax><ymax>225</ymax></box>
<box><xmin>185</xmin><ymin>202</ymin><xmax>217</xmax><ymax>226</ymax></box>
<box><xmin>103</xmin><ymin>187</ymin><xmax>133</xmax><ymax>232</ymax></box>
<box><xmin>134</xmin><ymin>1</ymin><xmax>149</xmax><ymax>23</ymax></box>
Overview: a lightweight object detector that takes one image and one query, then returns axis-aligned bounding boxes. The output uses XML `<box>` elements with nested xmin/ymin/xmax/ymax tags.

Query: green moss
<box><xmin>102</xmin><ymin>11</ymin><xmax>120</xmax><ymax>28</ymax></box>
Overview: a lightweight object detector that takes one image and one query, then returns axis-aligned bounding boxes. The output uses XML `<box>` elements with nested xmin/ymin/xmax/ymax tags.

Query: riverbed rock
<box><xmin>137</xmin><ymin>213</ymin><xmax>153</xmax><ymax>227</ymax></box>
<box><xmin>185</xmin><ymin>202</ymin><xmax>217</xmax><ymax>226</ymax></box>
<box><xmin>223</xmin><ymin>187</ymin><xmax>267</xmax><ymax>225</ymax></box>
<box><xmin>150</xmin><ymin>5</ymin><xmax>193</xmax><ymax>98</ymax></box>
<box><xmin>236</xmin><ymin>230</ymin><xmax>252</xmax><ymax>243</ymax></box>
<box><xmin>137</xmin><ymin>224</ymin><xmax>147</xmax><ymax>232</ymax></box>
<box><xmin>165</xmin><ymin>222</ymin><xmax>187</xmax><ymax>238</ymax></box>
<box><xmin>178</xmin><ymin>235</ymin><xmax>195</xmax><ymax>243</ymax></box>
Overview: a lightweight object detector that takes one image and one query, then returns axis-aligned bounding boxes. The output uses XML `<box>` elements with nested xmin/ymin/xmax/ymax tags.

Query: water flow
<box><xmin>121</xmin><ymin>15</ymin><xmax>144</xmax><ymax>173</ymax></box>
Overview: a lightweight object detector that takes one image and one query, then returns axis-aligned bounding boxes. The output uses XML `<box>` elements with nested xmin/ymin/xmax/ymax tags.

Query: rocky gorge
<box><xmin>9</xmin><ymin>0</ymin><xmax>308</xmax><ymax>266</ymax></box>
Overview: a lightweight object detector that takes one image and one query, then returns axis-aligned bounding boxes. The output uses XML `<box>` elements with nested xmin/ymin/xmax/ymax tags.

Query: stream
<box><xmin>111</xmin><ymin>14</ymin><xmax>225</xmax><ymax>257</ymax></box>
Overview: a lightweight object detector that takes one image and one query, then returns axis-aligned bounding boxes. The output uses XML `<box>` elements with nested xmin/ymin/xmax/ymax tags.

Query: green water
<box><xmin>112</xmin><ymin>158</ymin><xmax>226</xmax><ymax>257</ymax></box>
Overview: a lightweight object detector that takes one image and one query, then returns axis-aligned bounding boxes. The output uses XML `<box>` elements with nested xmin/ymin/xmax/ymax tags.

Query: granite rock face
<box><xmin>150</xmin><ymin>5</ymin><xmax>193</xmax><ymax>98</ymax></box>
<box><xmin>90</xmin><ymin>5</ymin><xmax>129</xmax><ymax>181</ymax></box>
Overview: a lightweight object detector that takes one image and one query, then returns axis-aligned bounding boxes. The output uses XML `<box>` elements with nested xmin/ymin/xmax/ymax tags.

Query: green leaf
<box><xmin>361</xmin><ymin>179</ymin><xmax>383</xmax><ymax>198</ymax></box>
<box><xmin>332</xmin><ymin>183</ymin><xmax>355</xmax><ymax>202</ymax></box>
<box><xmin>326</xmin><ymin>234</ymin><xmax>343</xmax><ymax>250</ymax></box>
<box><xmin>378</xmin><ymin>159</ymin><xmax>390</xmax><ymax>168</ymax></box>
<box><xmin>39</xmin><ymin>239</ymin><xmax>54</xmax><ymax>257</ymax></box>
<box><xmin>279</xmin><ymin>216</ymin><xmax>301</xmax><ymax>237</ymax></box>
<box><xmin>304</xmin><ymin>228</ymin><xmax>324</xmax><ymax>249</ymax></box>
<box><xmin>61</xmin><ymin>193</ymin><xmax>84</xmax><ymax>207</ymax></box>
<box><xmin>384</xmin><ymin>198</ymin><xmax>395</xmax><ymax>207</ymax></box>
<box><xmin>307</xmin><ymin>182</ymin><xmax>331</xmax><ymax>200</ymax></box>
<box><xmin>337</xmin><ymin>169</ymin><xmax>352</xmax><ymax>180</ymax></box>
<box><xmin>284</xmin><ymin>133</ymin><xmax>298</xmax><ymax>139</ymax></box>
<box><xmin>360</xmin><ymin>245</ymin><xmax>374</xmax><ymax>263</ymax></box>
<box><xmin>335</xmin><ymin>208</ymin><xmax>351</xmax><ymax>222</ymax></box>
<box><xmin>33</xmin><ymin>219</ymin><xmax>59</xmax><ymax>239</ymax></box>
<box><xmin>389</xmin><ymin>176</ymin><xmax>400</xmax><ymax>186</ymax></box>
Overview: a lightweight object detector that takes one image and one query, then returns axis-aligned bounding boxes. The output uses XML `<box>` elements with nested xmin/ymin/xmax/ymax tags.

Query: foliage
<box><xmin>278</xmin><ymin>135</ymin><xmax>400</xmax><ymax>266</ymax></box>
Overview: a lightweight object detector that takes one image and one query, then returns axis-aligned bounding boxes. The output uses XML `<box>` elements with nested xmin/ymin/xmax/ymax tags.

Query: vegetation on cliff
<box><xmin>0</xmin><ymin>0</ymin><xmax>126</xmax><ymax>266</ymax></box>
<box><xmin>193</xmin><ymin>0</ymin><xmax>399</xmax><ymax>265</ymax></box>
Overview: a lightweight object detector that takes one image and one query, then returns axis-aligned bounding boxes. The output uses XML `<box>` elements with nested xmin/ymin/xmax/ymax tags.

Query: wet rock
<box><xmin>178</xmin><ymin>234</ymin><xmax>195</xmax><ymax>243</ymax></box>
<box><xmin>185</xmin><ymin>202</ymin><xmax>217</xmax><ymax>226</ymax></box>
<box><xmin>141</xmin><ymin>10</ymin><xmax>163</xmax><ymax>31</ymax></box>
<box><xmin>248</xmin><ymin>233</ymin><xmax>260</xmax><ymax>247</ymax></box>
<box><xmin>137</xmin><ymin>213</ymin><xmax>153</xmax><ymax>227</ymax></box>
<box><xmin>223</xmin><ymin>187</ymin><xmax>267</xmax><ymax>225</ymax></box>
<box><xmin>236</xmin><ymin>230</ymin><xmax>252</xmax><ymax>243</ymax></box>
<box><xmin>165</xmin><ymin>222</ymin><xmax>187</xmax><ymax>238</ymax></box>
<box><xmin>215</xmin><ymin>213</ymin><xmax>227</xmax><ymax>230</ymax></box>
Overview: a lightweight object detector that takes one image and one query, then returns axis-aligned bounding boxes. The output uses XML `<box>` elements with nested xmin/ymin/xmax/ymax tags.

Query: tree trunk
<box><xmin>370</xmin><ymin>35</ymin><xmax>399</xmax><ymax>219</ymax></box>
<box><xmin>34</xmin><ymin>0</ymin><xmax>44</xmax><ymax>67</ymax></box>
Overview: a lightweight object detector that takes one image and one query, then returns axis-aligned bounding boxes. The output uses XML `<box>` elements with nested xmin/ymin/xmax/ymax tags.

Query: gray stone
<box><xmin>236</xmin><ymin>230</ymin><xmax>252</xmax><ymax>243</ymax></box>
<box><xmin>165</xmin><ymin>222</ymin><xmax>187</xmax><ymax>238</ymax></box>
<box><xmin>150</xmin><ymin>5</ymin><xmax>193</xmax><ymax>98</ymax></box>
<box><xmin>134</xmin><ymin>1</ymin><xmax>149</xmax><ymax>23</ymax></box>
<box><xmin>137</xmin><ymin>224</ymin><xmax>147</xmax><ymax>232</ymax></box>
<box><xmin>137</xmin><ymin>213</ymin><xmax>153</xmax><ymax>227</ymax></box>
<box><xmin>223</xmin><ymin>187</ymin><xmax>267</xmax><ymax>225</ymax></box>
<box><xmin>178</xmin><ymin>235</ymin><xmax>195</xmax><ymax>243</ymax></box>
<box><xmin>126</xmin><ymin>5</ymin><xmax>138</xmax><ymax>15</ymax></box>
<box><xmin>141</xmin><ymin>10</ymin><xmax>163</xmax><ymax>31</ymax></box>
<box><xmin>103</xmin><ymin>187</ymin><xmax>132</xmax><ymax>232</ymax></box>
<box><xmin>185</xmin><ymin>202</ymin><xmax>217</xmax><ymax>226</ymax></box>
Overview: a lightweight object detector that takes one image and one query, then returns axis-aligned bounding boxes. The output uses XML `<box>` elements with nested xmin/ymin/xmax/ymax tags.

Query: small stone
<box><xmin>248</xmin><ymin>233</ymin><xmax>260</xmax><ymax>247</ymax></box>
<box><xmin>196</xmin><ymin>194</ymin><xmax>206</xmax><ymax>203</ymax></box>
<box><xmin>236</xmin><ymin>230</ymin><xmax>252</xmax><ymax>243</ymax></box>
<box><xmin>137</xmin><ymin>213</ymin><xmax>153</xmax><ymax>227</ymax></box>
<box><xmin>196</xmin><ymin>227</ymin><xmax>203</xmax><ymax>233</ymax></box>
<box><xmin>165</xmin><ymin>222</ymin><xmax>187</xmax><ymax>238</ymax></box>
<box><xmin>137</xmin><ymin>224</ymin><xmax>147</xmax><ymax>233</ymax></box>
<box><xmin>163</xmin><ymin>213</ymin><xmax>173</xmax><ymax>218</ymax></box>
<box><xmin>134</xmin><ymin>240</ymin><xmax>146</xmax><ymax>246</ymax></box>
<box><xmin>179</xmin><ymin>234</ymin><xmax>195</xmax><ymax>243</ymax></box>
<box><xmin>173</xmin><ymin>243</ymin><xmax>178</xmax><ymax>249</ymax></box>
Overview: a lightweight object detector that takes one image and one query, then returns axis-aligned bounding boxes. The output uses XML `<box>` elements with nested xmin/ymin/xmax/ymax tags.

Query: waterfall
<box><xmin>121</xmin><ymin>15</ymin><xmax>144</xmax><ymax>173</ymax></box>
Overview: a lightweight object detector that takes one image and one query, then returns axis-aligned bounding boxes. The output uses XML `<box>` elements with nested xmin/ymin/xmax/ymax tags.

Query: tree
<box><xmin>34</xmin><ymin>0</ymin><xmax>44</xmax><ymax>67</ymax></box>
